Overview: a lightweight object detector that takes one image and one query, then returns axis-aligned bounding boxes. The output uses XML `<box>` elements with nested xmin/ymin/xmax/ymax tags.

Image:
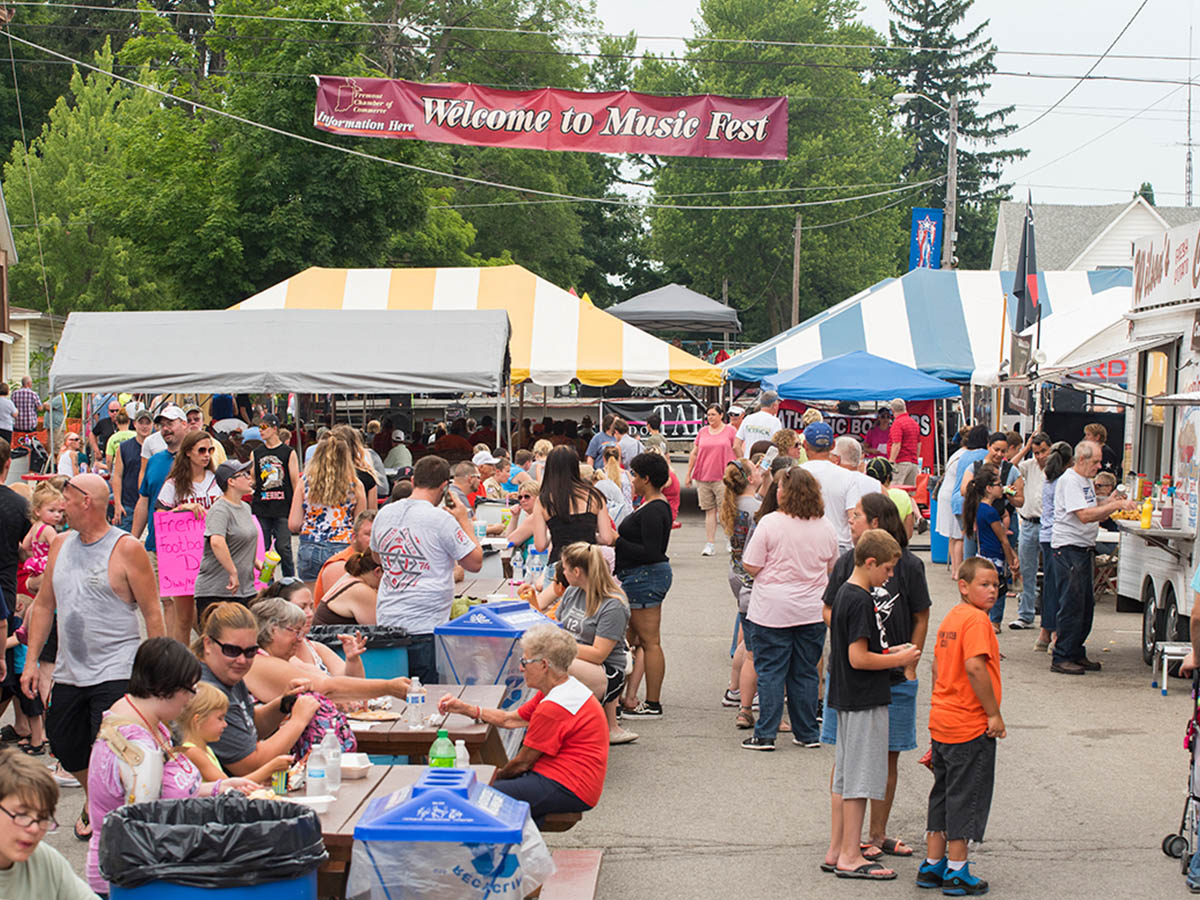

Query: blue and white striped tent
<box><xmin>723</xmin><ymin>267</ymin><xmax>1133</xmax><ymax>385</ymax></box>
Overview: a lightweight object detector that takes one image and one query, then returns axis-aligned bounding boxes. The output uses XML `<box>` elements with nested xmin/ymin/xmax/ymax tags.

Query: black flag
<box><xmin>1013</xmin><ymin>192</ymin><xmax>1039</xmax><ymax>333</ymax></box>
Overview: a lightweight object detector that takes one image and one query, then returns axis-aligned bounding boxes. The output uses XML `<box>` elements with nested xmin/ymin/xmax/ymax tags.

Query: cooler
<box><xmin>346</xmin><ymin>768</ymin><xmax>553</xmax><ymax>900</ymax></box>
<box><xmin>930</xmin><ymin>497</ymin><xmax>948</xmax><ymax>564</ymax></box>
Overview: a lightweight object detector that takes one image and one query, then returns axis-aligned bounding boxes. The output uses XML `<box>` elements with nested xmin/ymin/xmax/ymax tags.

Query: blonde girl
<box><xmin>178</xmin><ymin>682</ymin><xmax>291</xmax><ymax>784</ymax></box>
<box><xmin>289</xmin><ymin>436</ymin><xmax>366</xmax><ymax>581</ymax></box>
<box><xmin>721</xmin><ymin>458</ymin><xmax>763</xmax><ymax>729</ymax></box>
<box><xmin>530</xmin><ymin>438</ymin><xmax>553</xmax><ymax>481</ymax></box>
<box><xmin>601</xmin><ymin>444</ymin><xmax>633</xmax><ymax>509</ymax></box>
<box><xmin>331</xmin><ymin>424</ymin><xmax>378</xmax><ymax>511</ymax></box>
<box><xmin>557</xmin><ymin>542</ymin><xmax>636</xmax><ymax>745</ymax></box>
<box><xmin>18</xmin><ymin>483</ymin><xmax>63</xmax><ymax>598</ymax></box>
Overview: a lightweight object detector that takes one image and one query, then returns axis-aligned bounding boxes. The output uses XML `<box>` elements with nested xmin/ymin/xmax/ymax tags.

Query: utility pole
<box><xmin>943</xmin><ymin>94</ymin><xmax>959</xmax><ymax>269</ymax></box>
<box><xmin>791</xmin><ymin>213</ymin><xmax>801</xmax><ymax>327</ymax></box>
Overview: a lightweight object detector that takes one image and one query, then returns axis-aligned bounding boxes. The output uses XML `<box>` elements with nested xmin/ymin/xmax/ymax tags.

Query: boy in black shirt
<box><xmin>824</xmin><ymin>529</ymin><xmax>920</xmax><ymax>881</ymax></box>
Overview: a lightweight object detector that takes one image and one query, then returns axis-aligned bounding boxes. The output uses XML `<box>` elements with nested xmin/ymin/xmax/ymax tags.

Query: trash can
<box><xmin>101</xmin><ymin>794</ymin><xmax>327</xmax><ymax>899</ymax></box>
<box><xmin>307</xmin><ymin>624</ymin><xmax>412</xmax><ymax>679</ymax></box>
<box><xmin>930</xmin><ymin>497</ymin><xmax>948</xmax><ymax>564</ymax></box>
<box><xmin>346</xmin><ymin>767</ymin><xmax>554</xmax><ymax>900</ymax></box>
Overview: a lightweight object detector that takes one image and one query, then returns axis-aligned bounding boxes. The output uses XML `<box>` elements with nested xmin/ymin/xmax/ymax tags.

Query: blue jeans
<box><xmin>256</xmin><ymin>515</ymin><xmax>296</xmax><ymax>579</ymax></box>
<box><xmin>751</xmin><ymin>620</ymin><xmax>824</xmax><ymax>744</ymax></box>
<box><xmin>618</xmin><ymin>561</ymin><xmax>672</xmax><ymax>609</ymax></box>
<box><xmin>115</xmin><ymin>508</ymin><xmax>134</xmax><ymax>533</ymax></box>
<box><xmin>1016</xmin><ymin>520</ymin><xmax>1040</xmax><ymax>624</ymax></box>
<box><xmin>1052</xmin><ymin>545</ymin><xmax>1095</xmax><ymax>665</ymax></box>
<box><xmin>1040</xmin><ymin>541</ymin><xmax>1058</xmax><ymax>632</ymax></box>
<box><xmin>297</xmin><ymin>538</ymin><xmax>346</xmax><ymax>581</ymax></box>
<box><xmin>1189</xmin><ymin>838</ymin><xmax>1200</xmax><ymax>887</ymax></box>
<box><xmin>963</xmin><ymin>532</ymin><xmax>978</xmax><ymax>560</ymax></box>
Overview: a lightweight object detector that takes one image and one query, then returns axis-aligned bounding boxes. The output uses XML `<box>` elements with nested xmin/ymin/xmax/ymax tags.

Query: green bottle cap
<box><xmin>437</xmin><ymin>729</ymin><xmax>449</xmax><ymax>738</ymax></box>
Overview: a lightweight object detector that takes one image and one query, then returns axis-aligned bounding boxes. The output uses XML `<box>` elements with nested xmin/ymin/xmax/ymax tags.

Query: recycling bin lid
<box><xmin>353</xmin><ymin>768</ymin><xmax>528</xmax><ymax>843</ymax></box>
<box><xmin>434</xmin><ymin>601</ymin><xmax>554</xmax><ymax>638</ymax></box>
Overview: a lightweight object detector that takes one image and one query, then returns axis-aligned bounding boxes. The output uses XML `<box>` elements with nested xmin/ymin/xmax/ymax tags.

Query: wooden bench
<box><xmin>533</xmin><ymin>849</ymin><xmax>603</xmax><ymax>900</ymax></box>
<box><xmin>540</xmin><ymin>812</ymin><xmax>582</xmax><ymax>833</ymax></box>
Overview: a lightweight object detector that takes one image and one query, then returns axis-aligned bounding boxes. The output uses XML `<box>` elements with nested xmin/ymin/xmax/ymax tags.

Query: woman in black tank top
<box><xmin>312</xmin><ymin>552</ymin><xmax>381</xmax><ymax>625</ymax></box>
<box><xmin>507</xmin><ymin>446</ymin><xmax>616</xmax><ymax>562</ymax></box>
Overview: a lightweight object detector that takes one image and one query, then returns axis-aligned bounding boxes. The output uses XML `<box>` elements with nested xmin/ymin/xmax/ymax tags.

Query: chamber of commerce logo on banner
<box><xmin>313</xmin><ymin>77</ymin><xmax>788</xmax><ymax>160</ymax></box>
<box><xmin>908</xmin><ymin>207</ymin><xmax>943</xmax><ymax>270</ymax></box>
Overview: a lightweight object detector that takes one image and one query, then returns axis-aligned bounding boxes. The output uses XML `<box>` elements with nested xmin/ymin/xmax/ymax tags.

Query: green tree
<box><xmin>1138</xmin><ymin>181</ymin><xmax>1156</xmax><ymax>206</ymax></box>
<box><xmin>883</xmin><ymin>0</ymin><xmax>1026</xmax><ymax>269</ymax></box>
<box><xmin>641</xmin><ymin>0</ymin><xmax>913</xmax><ymax>340</ymax></box>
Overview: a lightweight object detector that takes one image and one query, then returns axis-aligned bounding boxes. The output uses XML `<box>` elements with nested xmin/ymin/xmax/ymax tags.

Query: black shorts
<box><xmin>38</xmin><ymin>619</ymin><xmax>58</xmax><ymax>666</ymax></box>
<box><xmin>46</xmin><ymin>679</ymin><xmax>129</xmax><ymax>773</ymax></box>
<box><xmin>601</xmin><ymin>662</ymin><xmax>626</xmax><ymax>706</ymax></box>
<box><xmin>926</xmin><ymin>733</ymin><xmax>997</xmax><ymax>843</ymax></box>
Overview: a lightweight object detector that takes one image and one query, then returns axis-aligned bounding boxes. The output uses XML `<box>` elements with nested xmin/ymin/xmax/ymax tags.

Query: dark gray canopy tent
<box><xmin>605</xmin><ymin>284</ymin><xmax>741</xmax><ymax>334</ymax></box>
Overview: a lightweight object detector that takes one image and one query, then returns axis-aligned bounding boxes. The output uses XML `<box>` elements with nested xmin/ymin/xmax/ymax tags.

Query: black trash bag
<box><xmin>99</xmin><ymin>793</ymin><xmax>327</xmax><ymax>889</ymax></box>
<box><xmin>307</xmin><ymin>624</ymin><xmax>411</xmax><ymax>649</ymax></box>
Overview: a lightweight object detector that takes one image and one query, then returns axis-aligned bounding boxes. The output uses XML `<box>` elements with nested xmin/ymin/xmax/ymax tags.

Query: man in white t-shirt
<box><xmin>734</xmin><ymin>391</ymin><xmax>783</xmax><ymax>456</ymax></box>
<box><xmin>799</xmin><ymin>423</ymin><xmax>858</xmax><ymax>552</ymax></box>
<box><xmin>371</xmin><ymin>455</ymin><xmax>483</xmax><ymax>683</ymax></box>
<box><xmin>1049</xmin><ymin>440</ymin><xmax>1135</xmax><ymax>676</ymax></box>
<box><xmin>832</xmin><ymin>435</ymin><xmax>882</xmax><ymax>507</ymax></box>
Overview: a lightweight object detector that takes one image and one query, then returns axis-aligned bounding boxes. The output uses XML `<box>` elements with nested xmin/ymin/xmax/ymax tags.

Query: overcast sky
<box><xmin>594</xmin><ymin>0</ymin><xmax>1198</xmax><ymax>211</ymax></box>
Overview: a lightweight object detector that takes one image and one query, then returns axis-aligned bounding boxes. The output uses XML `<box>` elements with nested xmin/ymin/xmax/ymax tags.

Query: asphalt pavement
<box><xmin>15</xmin><ymin>491</ymin><xmax>1198</xmax><ymax>898</ymax></box>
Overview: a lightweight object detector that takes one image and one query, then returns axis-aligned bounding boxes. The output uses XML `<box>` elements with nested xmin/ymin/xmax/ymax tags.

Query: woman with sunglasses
<box><xmin>88</xmin><ymin>637</ymin><xmax>256</xmax><ymax>895</ymax></box>
<box><xmin>195</xmin><ymin>602</ymin><xmax>321</xmax><ymax>777</ymax></box>
<box><xmin>55</xmin><ymin>433</ymin><xmax>82</xmax><ymax>477</ymax></box>
<box><xmin>157</xmin><ymin>431</ymin><xmax>222</xmax><ymax>643</ymax></box>
<box><xmin>503</xmin><ymin>482</ymin><xmax>540</xmax><ymax>558</ymax></box>
<box><xmin>194</xmin><ymin>461</ymin><xmax>261</xmax><ymax>622</ymax></box>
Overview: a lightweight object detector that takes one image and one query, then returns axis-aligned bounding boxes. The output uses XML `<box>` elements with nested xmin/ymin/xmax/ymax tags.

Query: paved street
<box><xmin>17</xmin><ymin>492</ymin><xmax>1196</xmax><ymax>897</ymax></box>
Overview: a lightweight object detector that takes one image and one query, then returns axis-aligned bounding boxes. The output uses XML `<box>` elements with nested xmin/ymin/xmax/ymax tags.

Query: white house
<box><xmin>990</xmin><ymin>195</ymin><xmax>1197</xmax><ymax>271</ymax></box>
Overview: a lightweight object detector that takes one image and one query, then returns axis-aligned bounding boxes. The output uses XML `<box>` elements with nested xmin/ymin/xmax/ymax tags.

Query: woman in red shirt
<box><xmin>438</xmin><ymin>624</ymin><xmax>608</xmax><ymax>824</ymax></box>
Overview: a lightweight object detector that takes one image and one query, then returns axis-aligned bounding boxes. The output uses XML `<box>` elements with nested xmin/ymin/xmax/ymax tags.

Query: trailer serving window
<box><xmin>1137</xmin><ymin>342</ymin><xmax>1178</xmax><ymax>481</ymax></box>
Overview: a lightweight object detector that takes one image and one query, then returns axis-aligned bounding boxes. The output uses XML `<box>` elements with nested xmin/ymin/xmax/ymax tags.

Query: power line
<box><xmin>1011</xmin><ymin>0</ymin><xmax>1151</xmax><ymax>135</ymax></box>
<box><xmin>0</xmin><ymin>29</ymin><xmax>947</xmax><ymax>212</ymax></box>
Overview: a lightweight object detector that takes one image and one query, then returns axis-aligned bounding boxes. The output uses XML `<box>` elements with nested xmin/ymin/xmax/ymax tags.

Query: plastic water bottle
<box><xmin>429</xmin><ymin>729</ymin><xmax>456</xmax><ymax>767</ymax></box>
<box><xmin>526</xmin><ymin>549</ymin><xmax>546</xmax><ymax>583</ymax></box>
<box><xmin>407</xmin><ymin>677</ymin><xmax>427</xmax><ymax>730</ymax></box>
<box><xmin>306</xmin><ymin>743</ymin><xmax>328</xmax><ymax>796</ymax></box>
<box><xmin>511</xmin><ymin>549</ymin><xmax>524</xmax><ymax>586</ymax></box>
<box><xmin>320</xmin><ymin>732</ymin><xmax>342</xmax><ymax>795</ymax></box>
<box><xmin>454</xmin><ymin>739</ymin><xmax>469</xmax><ymax>768</ymax></box>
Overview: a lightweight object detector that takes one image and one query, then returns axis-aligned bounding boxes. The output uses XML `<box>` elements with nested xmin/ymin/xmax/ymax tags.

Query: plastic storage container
<box><xmin>434</xmin><ymin>601</ymin><xmax>555</xmax><ymax>757</ymax></box>
<box><xmin>307</xmin><ymin>624</ymin><xmax>412</xmax><ymax>679</ymax></box>
<box><xmin>346</xmin><ymin>768</ymin><xmax>553</xmax><ymax>900</ymax></box>
<box><xmin>930</xmin><ymin>497</ymin><xmax>948</xmax><ymax>564</ymax></box>
<box><xmin>101</xmin><ymin>794</ymin><xmax>326</xmax><ymax>899</ymax></box>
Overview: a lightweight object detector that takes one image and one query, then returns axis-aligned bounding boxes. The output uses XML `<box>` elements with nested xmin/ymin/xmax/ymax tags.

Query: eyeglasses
<box><xmin>215</xmin><ymin>640</ymin><xmax>259</xmax><ymax>660</ymax></box>
<box><xmin>519</xmin><ymin>657</ymin><xmax>545</xmax><ymax>668</ymax></box>
<box><xmin>0</xmin><ymin>803</ymin><xmax>57</xmax><ymax>832</ymax></box>
<box><xmin>63</xmin><ymin>480</ymin><xmax>87</xmax><ymax>498</ymax></box>
<box><xmin>282</xmin><ymin>624</ymin><xmax>304</xmax><ymax>636</ymax></box>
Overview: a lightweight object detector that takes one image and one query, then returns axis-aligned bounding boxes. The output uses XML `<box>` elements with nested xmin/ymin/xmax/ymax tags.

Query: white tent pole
<box><xmin>496</xmin><ymin>390</ymin><xmax>503</xmax><ymax>451</ymax></box>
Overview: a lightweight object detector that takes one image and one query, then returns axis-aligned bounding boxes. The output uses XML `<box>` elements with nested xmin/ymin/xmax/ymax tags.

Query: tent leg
<box><xmin>518</xmin><ymin>384</ymin><xmax>525</xmax><ymax>450</ymax></box>
<box><xmin>496</xmin><ymin>391</ymin><xmax>503</xmax><ymax>451</ymax></box>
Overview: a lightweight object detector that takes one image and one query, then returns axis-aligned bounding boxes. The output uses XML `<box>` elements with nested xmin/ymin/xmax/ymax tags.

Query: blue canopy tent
<box><xmin>761</xmin><ymin>350</ymin><xmax>961</xmax><ymax>402</ymax></box>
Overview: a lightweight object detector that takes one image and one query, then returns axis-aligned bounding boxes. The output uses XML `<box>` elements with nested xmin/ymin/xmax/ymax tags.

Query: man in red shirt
<box><xmin>438</xmin><ymin>624</ymin><xmax>608</xmax><ymax>824</ymax></box>
<box><xmin>887</xmin><ymin>398</ymin><xmax>921</xmax><ymax>486</ymax></box>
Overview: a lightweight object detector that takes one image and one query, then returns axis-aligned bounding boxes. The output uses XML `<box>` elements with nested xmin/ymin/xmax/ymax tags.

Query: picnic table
<box><xmin>317</xmin><ymin>763</ymin><xmax>496</xmax><ymax>898</ymax></box>
<box><xmin>351</xmin><ymin>683</ymin><xmax>509</xmax><ymax>766</ymax></box>
<box><xmin>456</xmin><ymin>576</ymin><xmax>516</xmax><ymax>601</ymax></box>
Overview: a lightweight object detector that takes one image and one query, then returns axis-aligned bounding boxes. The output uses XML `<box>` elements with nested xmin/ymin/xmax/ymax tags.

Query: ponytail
<box><xmin>344</xmin><ymin>551</ymin><xmax>378</xmax><ymax>578</ymax></box>
<box><xmin>559</xmin><ymin>541</ymin><xmax>626</xmax><ymax>616</ymax></box>
<box><xmin>602</xmin><ymin>445</ymin><xmax>622</xmax><ymax>487</ymax></box>
<box><xmin>963</xmin><ymin>463</ymin><xmax>998</xmax><ymax>540</ymax></box>
<box><xmin>720</xmin><ymin>459</ymin><xmax>752</xmax><ymax>535</ymax></box>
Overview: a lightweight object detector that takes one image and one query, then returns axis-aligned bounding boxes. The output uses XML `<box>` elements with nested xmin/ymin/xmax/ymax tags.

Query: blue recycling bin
<box><xmin>347</xmin><ymin>768</ymin><xmax>553</xmax><ymax>899</ymax></box>
<box><xmin>930</xmin><ymin>497</ymin><xmax>948</xmax><ymax>564</ymax></box>
<box><xmin>111</xmin><ymin>873</ymin><xmax>316</xmax><ymax>900</ymax></box>
<box><xmin>435</xmin><ymin>601</ymin><xmax>556</xmax><ymax>758</ymax></box>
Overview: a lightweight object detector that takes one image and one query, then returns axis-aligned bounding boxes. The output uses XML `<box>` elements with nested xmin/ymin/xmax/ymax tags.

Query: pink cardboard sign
<box><xmin>154</xmin><ymin>510</ymin><xmax>266</xmax><ymax>597</ymax></box>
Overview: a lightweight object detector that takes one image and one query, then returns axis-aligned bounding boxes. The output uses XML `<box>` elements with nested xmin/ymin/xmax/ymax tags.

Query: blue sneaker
<box><xmin>916</xmin><ymin>857</ymin><xmax>946</xmax><ymax>889</ymax></box>
<box><xmin>941</xmin><ymin>861</ymin><xmax>988</xmax><ymax>896</ymax></box>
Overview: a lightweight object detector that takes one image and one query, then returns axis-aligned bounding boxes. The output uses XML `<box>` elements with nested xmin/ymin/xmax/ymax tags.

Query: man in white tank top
<box><xmin>21</xmin><ymin>474</ymin><xmax>164</xmax><ymax>837</ymax></box>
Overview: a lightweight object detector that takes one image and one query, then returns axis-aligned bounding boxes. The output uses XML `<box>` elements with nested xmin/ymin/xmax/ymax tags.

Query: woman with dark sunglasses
<box><xmin>194</xmin><ymin>603</ymin><xmax>320</xmax><ymax>778</ymax></box>
<box><xmin>157</xmin><ymin>431</ymin><xmax>223</xmax><ymax>644</ymax></box>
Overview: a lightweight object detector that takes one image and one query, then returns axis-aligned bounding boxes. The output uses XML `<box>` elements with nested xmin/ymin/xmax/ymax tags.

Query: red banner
<box><xmin>312</xmin><ymin>77</ymin><xmax>788</xmax><ymax>160</ymax></box>
<box><xmin>779</xmin><ymin>400</ymin><xmax>937</xmax><ymax>469</ymax></box>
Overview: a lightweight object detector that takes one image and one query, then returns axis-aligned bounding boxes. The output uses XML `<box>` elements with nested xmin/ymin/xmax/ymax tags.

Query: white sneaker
<box><xmin>725</xmin><ymin>541</ymin><xmax>732</xmax><ymax>553</ymax></box>
<box><xmin>48</xmin><ymin>764</ymin><xmax>80</xmax><ymax>788</ymax></box>
<box><xmin>701</xmin><ymin>543</ymin><xmax>715</xmax><ymax>556</ymax></box>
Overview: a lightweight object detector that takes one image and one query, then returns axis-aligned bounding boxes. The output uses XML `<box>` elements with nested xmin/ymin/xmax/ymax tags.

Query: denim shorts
<box><xmin>738</xmin><ymin>612</ymin><xmax>758</xmax><ymax>655</ymax></box>
<box><xmin>297</xmin><ymin>538</ymin><xmax>347</xmax><ymax>582</ymax></box>
<box><xmin>618</xmin><ymin>561</ymin><xmax>672</xmax><ymax>609</ymax></box>
<box><xmin>821</xmin><ymin>676</ymin><xmax>918</xmax><ymax>752</ymax></box>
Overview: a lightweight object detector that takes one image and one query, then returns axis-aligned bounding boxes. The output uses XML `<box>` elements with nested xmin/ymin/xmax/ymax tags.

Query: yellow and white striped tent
<box><xmin>232</xmin><ymin>265</ymin><xmax>723</xmax><ymax>387</ymax></box>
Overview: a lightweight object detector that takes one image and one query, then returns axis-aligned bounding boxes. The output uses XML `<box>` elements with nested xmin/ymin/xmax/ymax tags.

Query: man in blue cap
<box><xmin>800</xmin><ymin>422</ymin><xmax>859</xmax><ymax>553</ymax></box>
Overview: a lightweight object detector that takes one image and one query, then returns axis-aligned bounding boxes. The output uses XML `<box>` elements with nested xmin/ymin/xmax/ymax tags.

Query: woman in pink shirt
<box><xmin>685</xmin><ymin>406</ymin><xmax>737</xmax><ymax>557</ymax></box>
<box><xmin>739</xmin><ymin>467</ymin><xmax>838</xmax><ymax>751</ymax></box>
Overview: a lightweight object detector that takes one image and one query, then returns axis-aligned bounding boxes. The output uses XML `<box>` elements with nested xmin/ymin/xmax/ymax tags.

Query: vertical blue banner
<box><xmin>909</xmin><ymin>207</ymin><xmax>944</xmax><ymax>270</ymax></box>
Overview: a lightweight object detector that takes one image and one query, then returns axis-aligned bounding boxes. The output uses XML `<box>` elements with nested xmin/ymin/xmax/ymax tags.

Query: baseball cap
<box><xmin>394</xmin><ymin>465</ymin><xmax>414</xmax><ymax>481</ymax></box>
<box><xmin>803</xmin><ymin>422</ymin><xmax>834</xmax><ymax>451</ymax></box>
<box><xmin>155</xmin><ymin>405</ymin><xmax>186</xmax><ymax>424</ymax></box>
<box><xmin>214</xmin><ymin>459</ymin><xmax>252</xmax><ymax>491</ymax></box>
<box><xmin>134</xmin><ymin>407</ymin><xmax>153</xmax><ymax>423</ymax></box>
<box><xmin>182</xmin><ymin>403</ymin><xmax>203</xmax><ymax>416</ymax></box>
<box><xmin>259</xmin><ymin>413</ymin><xmax>280</xmax><ymax>427</ymax></box>
<box><xmin>392</xmin><ymin>429</ymin><xmax>406</xmax><ymax>441</ymax></box>
<box><xmin>728</xmin><ymin>405</ymin><xmax>745</xmax><ymax>417</ymax></box>
<box><xmin>472</xmin><ymin>450</ymin><xmax>499</xmax><ymax>467</ymax></box>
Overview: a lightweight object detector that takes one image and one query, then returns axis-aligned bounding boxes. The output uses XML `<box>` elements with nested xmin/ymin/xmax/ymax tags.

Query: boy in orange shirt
<box><xmin>919</xmin><ymin>557</ymin><xmax>1005</xmax><ymax>896</ymax></box>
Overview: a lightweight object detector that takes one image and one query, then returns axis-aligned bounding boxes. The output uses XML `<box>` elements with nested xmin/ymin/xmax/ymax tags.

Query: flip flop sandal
<box><xmin>19</xmin><ymin>741</ymin><xmax>46</xmax><ymax>756</ymax></box>
<box><xmin>874</xmin><ymin>838</ymin><xmax>914</xmax><ymax>857</ymax></box>
<box><xmin>819</xmin><ymin>862</ymin><xmax>837</xmax><ymax>873</ymax></box>
<box><xmin>74</xmin><ymin>807</ymin><xmax>91</xmax><ymax>842</ymax></box>
<box><xmin>859</xmin><ymin>844</ymin><xmax>884</xmax><ymax>861</ymax></box>
<box><xmin>0</xmin><ymin>725</ymin><xmax>26</xmax><ymax>744</ymax></box>
<box><xmin>836</xmin><ymin>863</ymin><xmax>896</xmax><ymax>880</ymax></box>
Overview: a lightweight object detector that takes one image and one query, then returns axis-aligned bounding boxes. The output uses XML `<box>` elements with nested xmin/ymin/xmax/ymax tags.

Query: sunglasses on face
<box><xmin>197</xmin><ymin>446</ymin><xmax>214</xmax><ymax>454</ymax></box>
<box><xmin>216</xmin><ymin>640</ymin><xmax>259</xmax><ymax>660</ymax></box>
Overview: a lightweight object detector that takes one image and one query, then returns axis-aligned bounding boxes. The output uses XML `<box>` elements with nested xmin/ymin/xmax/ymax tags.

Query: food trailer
<box><xmin>1120</xmin><ymin>219</ymin><xmax>1200</xmax><ymax>666</ymax></box>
